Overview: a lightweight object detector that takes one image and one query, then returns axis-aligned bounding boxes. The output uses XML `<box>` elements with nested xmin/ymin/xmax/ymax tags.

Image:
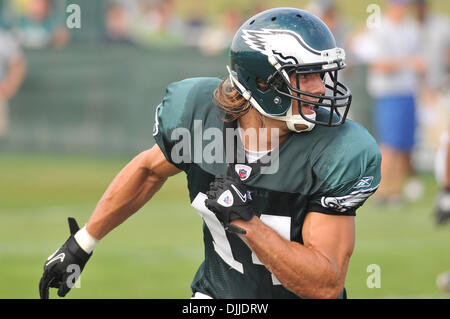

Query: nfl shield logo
<box><xmin>218</xmin><ymin>190</ymin><xmax>234</xmax><ymax>207</ymax></box>
<box><xmin>224</xmin><ymin>195</ymin><xmax>232</xmax><ymax>206</ymax></box>
<box><xmin>239</xmin><ymin>169</ymin><xmax>247</xmax><ymax>180</ymax></box>
<box><xmin>235</xmin><ymin>164</ymin><xmax>252</xmax><ymax>181</ymax></box>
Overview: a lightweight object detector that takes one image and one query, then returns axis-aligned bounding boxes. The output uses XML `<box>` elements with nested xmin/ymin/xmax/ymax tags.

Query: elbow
<box><xmin>313</xmin><ymin>285</ymin><xmax>344</xmax><ymax>299</ymax></box>
<box><xmin>303</xmin><ymin>250</ymin><xmax>351</xmax><ymax>299</ymax></box>
<box><xmin>312</xmin><ymin>268</ymin><xmax>345</xmax><ymax>299</ymax></box>
<box><xmin>300</xmin><ymin>283</ymin><xmax>344</xmax><ymax>299</ymax></box>
<box><xmin>292</xmin><ymin>271</ymin><xmax>345</xmax><ymax>299</ymax></box>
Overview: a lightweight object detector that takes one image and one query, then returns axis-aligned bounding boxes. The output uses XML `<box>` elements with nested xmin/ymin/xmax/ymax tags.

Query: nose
<box><xmin>306</xmin><ymin>74</ymin><xmax>326</xmax><ymax>96</ymax></box>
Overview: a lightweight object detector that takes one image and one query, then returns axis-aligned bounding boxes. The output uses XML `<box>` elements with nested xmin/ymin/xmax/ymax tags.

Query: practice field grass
<box><xmin>1</xmin><ymin>154</ymin><xmax>449</xmax><ymax>299</ymax></box>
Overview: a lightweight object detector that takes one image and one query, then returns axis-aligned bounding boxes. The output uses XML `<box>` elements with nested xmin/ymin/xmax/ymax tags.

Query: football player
<box><xmin>39</xmin><ymin>7</ymin><xmax>381</xmax><ymax>299</ymax></box>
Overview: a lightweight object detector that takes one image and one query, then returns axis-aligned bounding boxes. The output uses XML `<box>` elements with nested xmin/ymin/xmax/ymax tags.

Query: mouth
<box><xmin>300</xmin><ymin>101</ymin><xmax>316</xmax><ymax>115</ymax></box>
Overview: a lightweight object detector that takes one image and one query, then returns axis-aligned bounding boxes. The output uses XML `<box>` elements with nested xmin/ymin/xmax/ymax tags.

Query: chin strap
<box><xmin>226</xmin><ymin>65</ymin><xmax>315</xmax><ymax>133</ymax></box>
<box><xmin>285</xmin><ymin>103</ymin><xmax>316</xmax><ymax>132</ymax></box>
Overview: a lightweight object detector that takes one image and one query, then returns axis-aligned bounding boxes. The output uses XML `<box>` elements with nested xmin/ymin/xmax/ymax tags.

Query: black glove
<box><xmin>435</xmin><ymin>188</ymin><xmax>450</xmax><ymax>225</ymax></box>
<box><xmin>205</xmin><ymin>174</ymin><xmax>255</xmax><ymax>234</ymax></box>
<box><xmin>39</xmin><ymin>217</ymin><xmax>92</xmax><ymax>299</ymax></box>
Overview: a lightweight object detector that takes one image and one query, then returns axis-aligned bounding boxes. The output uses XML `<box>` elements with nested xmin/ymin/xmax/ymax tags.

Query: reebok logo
<box><xmin>353</xmin><ymin>176</ymin><xmax>374</xmax><ymax>189</ymax></box>
<box><xmin>46</xmin><ymin>253</ymin><xmax>65</xmax><ymax>266</ymax></box>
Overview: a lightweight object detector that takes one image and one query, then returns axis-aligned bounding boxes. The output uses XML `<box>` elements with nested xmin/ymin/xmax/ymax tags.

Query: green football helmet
<box><xmin>228</xmin><ymin>7</ymin><xmax>352</xmax><ymax>132</ymax></box>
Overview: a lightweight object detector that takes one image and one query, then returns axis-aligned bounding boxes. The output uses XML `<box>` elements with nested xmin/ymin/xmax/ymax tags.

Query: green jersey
<box><xmin>153</xmin><ymin>77</ymin><xmax>381</xmax><ymax>299</ymax></box>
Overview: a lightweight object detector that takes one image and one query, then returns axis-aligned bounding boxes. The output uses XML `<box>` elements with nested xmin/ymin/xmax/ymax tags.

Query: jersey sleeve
<box><xmin>307</xmin><ymin>128</ymin><xmax>382</xmax><ymax>216</ymax></box>
<box><xmin>152</xmin><ymin>77</ymin><xmax>221</xmax><ymax>172</ymax></box>
<box><xmin>153</xmin><ymin>80</ymin><xmax>193</xmax><ymax>171</ymax></box>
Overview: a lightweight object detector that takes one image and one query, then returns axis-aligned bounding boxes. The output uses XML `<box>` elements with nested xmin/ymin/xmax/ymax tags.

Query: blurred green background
<box><xmin>0</xmin><ymin>0</ymin><xmax>449</xmax><ymax>299</ymax></box>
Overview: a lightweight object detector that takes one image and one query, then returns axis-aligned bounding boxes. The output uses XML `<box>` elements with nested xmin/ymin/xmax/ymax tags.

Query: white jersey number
<box><xmin>191</xmin><ymin>192</ymin><xmax>291</xmax><ymax>285</ymax></box>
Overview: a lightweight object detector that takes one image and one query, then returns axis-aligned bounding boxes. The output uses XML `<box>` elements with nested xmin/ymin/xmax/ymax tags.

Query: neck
<box><xmin>238</xmin><ymin>108</ymin><xmax>290</xmax><ymax>151</ymax></box>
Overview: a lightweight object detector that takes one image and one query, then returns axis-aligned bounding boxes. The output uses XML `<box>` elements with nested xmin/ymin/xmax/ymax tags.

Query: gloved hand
<box><xmin>39</xmin><ymin>217</ymin><xmax>92</xmax><ymax>299</ymax></box>
<box><xmin>205</xmin><ymin>173</ymin><xmax>255</xmax><ymax>234</ymax></box>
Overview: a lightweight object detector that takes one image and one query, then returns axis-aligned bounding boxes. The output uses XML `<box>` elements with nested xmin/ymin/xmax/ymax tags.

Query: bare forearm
<box><xmin>86</xmin><ymin>152</ymin><xmax>167</xmax><ymax>240</ymax></box>
<box><xmin>237</xmin><ymin>218</ymin><xmax>344</xmax><ymax>299</ymax></box>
